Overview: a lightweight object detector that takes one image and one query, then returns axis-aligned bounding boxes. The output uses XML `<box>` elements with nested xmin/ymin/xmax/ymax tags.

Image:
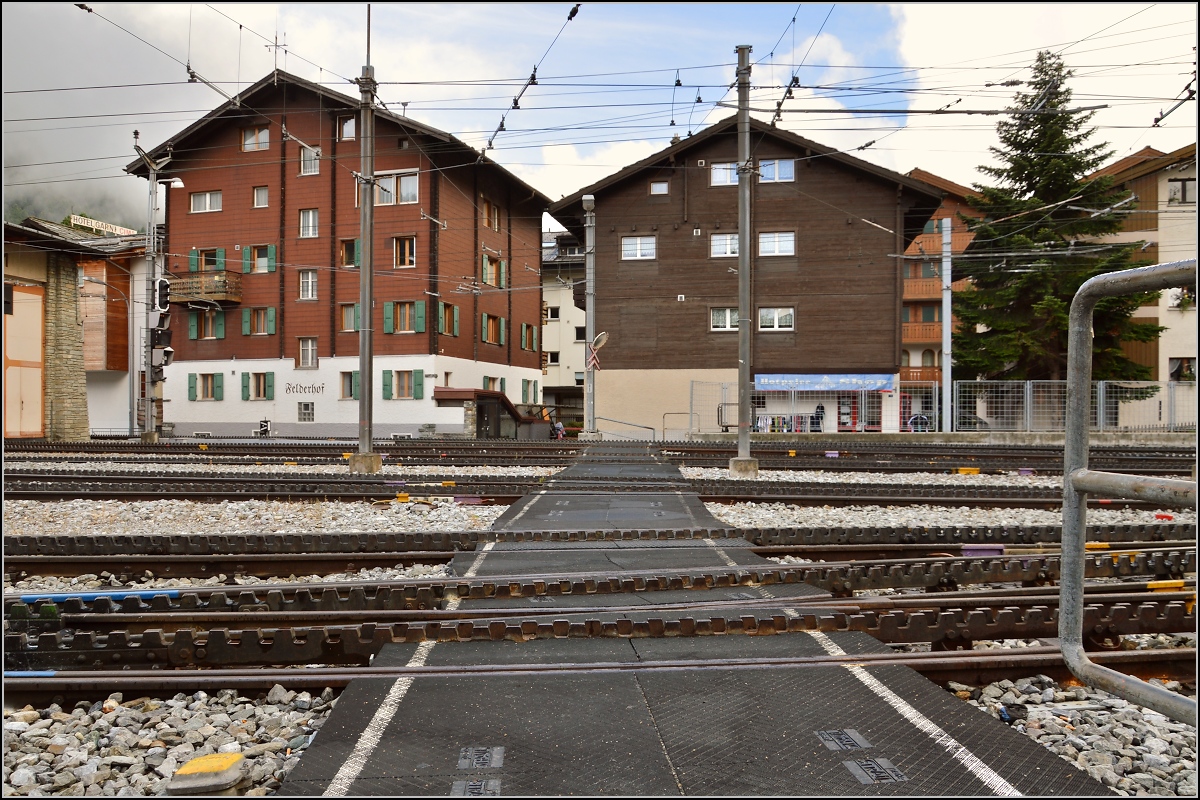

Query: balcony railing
<box><xmin>903</xmin><ymin>278</ymin><xmax>942</xmax><ymax>300</ymax></box>
<box><xmin>900</xmin><ymin>367</ymin><xmax>941</xmax><ymax>382</ymax></box>
<box><xmin>171</xmin><ymin>270</ymin><xmax>242</xmax><ymax>304</ymax></box>
<box><xmin>902</xmin><ymin>321</ymin><xmax>942</xmax><ymax>342</ymax></box>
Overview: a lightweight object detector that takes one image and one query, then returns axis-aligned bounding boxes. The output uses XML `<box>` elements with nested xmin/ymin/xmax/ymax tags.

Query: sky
<box><xmin>2</xmin><ymin>2</ymin><xmax>1196</xmax><ymax>233</ymax></box>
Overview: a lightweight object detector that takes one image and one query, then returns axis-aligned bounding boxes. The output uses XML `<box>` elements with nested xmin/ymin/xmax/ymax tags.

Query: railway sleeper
<box><xmin>4</xmin><ymin>601</ymin><xmax>1193</xmax><ymax>671</ymax></box>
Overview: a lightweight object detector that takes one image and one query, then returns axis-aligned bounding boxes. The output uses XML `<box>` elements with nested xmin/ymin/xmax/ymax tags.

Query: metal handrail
<box><xmin>595</xmin><ymin>416</ymin><xmax>656</xmax><ymax>440</ymax></box>
<box><xmin>1062</xmin><ymin>259</ymin><xmax>1197</xmax><ymax>726</ymax></box>
<box><xmin>662</xmin><ymin>412</ymin><xmax>698</xmax><ymax>439</ymax></box>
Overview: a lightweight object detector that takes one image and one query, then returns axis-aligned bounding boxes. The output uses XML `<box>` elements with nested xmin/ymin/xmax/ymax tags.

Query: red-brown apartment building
<box><xmin>127</xmin><ymin>70</ymin><xmax>548</xmax><ymax>437</ymax></box>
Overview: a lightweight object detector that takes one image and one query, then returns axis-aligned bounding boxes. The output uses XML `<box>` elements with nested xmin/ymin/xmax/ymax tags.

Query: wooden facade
<box><xmin>128</xmin><ymin>70</ymin><xmax>546</xmax><ymax>381</ymax></box>
<box><xmin>549</xmin><ymin>118</ymin><xmax>942</xmax><ymax>376</ymax></box>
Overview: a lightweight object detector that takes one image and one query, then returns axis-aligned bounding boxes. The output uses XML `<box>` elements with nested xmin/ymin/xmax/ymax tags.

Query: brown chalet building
<box><xmin>549</xmin><ymin>117</ymin><xmax>942</xmax><ymax>437</ymax></box>
<box><xmin>127</xmin><ymin>70</ymin><xmax>549</xmax><ymax>438</ymax></box>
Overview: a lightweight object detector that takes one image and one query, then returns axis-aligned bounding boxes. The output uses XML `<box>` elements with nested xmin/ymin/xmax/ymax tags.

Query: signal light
<box><xmin>153</xmin><ymin>278</ymin><xmax>170</xmax><ymax>312</ymax></box>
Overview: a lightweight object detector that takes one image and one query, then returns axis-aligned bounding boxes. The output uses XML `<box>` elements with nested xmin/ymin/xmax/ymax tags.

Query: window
<box><xmin>575</xmin><ymin>326</ymin><xmax>587</xmax><ymax>342</ymax></box>
<box><xmin>199</xmin><ymin>373</ymin><xmax>218</xmax><ymax>400</ymax></box>
<box><xmin>340</xmin><ymin>371</ymin><xmax>359</xmax><ymax>400</ymax></box>
<box><xmin>242</xmin><ymin>126</ymin><xmax>269</xmax><ymax>152</ymax></box>
<box><xmin>547</xmin><ymin>351</ymin><xmax>560</xmax><ymax>365</ymax></box>
<box><xmin>901</xmin><ymin>350</ymin><xmax>911</xmax><ymax>367</ymax></box>
<box><xmin>520</xmin><ymin>322</ymin><xmax>538</xmax><ymax>351</ymax></box>
<box><xmin>482</xmin><ymin>198</ymin><xmax>500</xmax><ymax>231</ymax></box>
<box><xmin>388</xmin><ymin>300</ymin><xmax>423</xmax><ymax>333</ymax></box>
<box><xmin>1169</xmin><ymin>357</ymin><xmax>1196</xmax><ymax>381</ymax></box>
<box><xmin>546</xmin><ymin>306</ymin><xmax>560</xmax><ymax>321</ymax></box>
<box><xmin>922</xmin><ymin>349</ymin><xmax>937</xmax><ymax>367</ymax></box>
<box><xmin>398</xmin><ymin>172</ymin><xmax>418</xmax><ymax>204</ymax></box>
<box><xmin>338</xmin><ymin>116</ymin><xmax>355</xmax><ymax>141</ymax></box>
<box><xmin>759</xmin><ymin>159</ymin><xmax>794</xmax><ymax>183</ymax></box>
<box><xmin>247</xmin><ymin>372</ymin><xmax>273</xmax><ymax>400</ymax></box>
<box><xmin>438</xmin><ymin>302</ymin><xmax>459</xmax><ymax>336</ymax></box>
<box><xmin>710</xmin><ymin>233</ymin><xmax>738</xmax><ymax>258</ymax></box>
<box><xmin>375</xmin><ymin>175</ymin><xmax>395</xmax><ymax>205</ymax></box>
<box><xmin>483</xmin><ymin>254</ymin><xmax>505</xmax><ymax>286</ymax></box>
<box><xmin>758</xmin><ymin>231</ymin><xmax>795</xmax><ymax>256</ymax></box>
<box><xmin>710</xmin><ymin>308</ymin><xmax>738</xmax><ymax>331</ymax></box>
<box><xmin>299</xmin><ymin>209</ymin><xmax>319</xmax><ymax>238</ymax></box>
<box><xmin>711</xmin><ymin>162</ymin><xmax>737</xmax><ymax>186</ymax></box>
<box><xmin>341</xmin><ymin>303</ymin><xmax>359</xmax><ymax>332</ymax></box>
<box><xmin>253</xmin><ymin>186</ymin><xmax>268</xmax><ymax>208</ymax></box>
<box><xmin>758</xmin><ymin>307</ymin><xmax>794</xmax><ymax>331</ymax></box>
<box><xmin>244</xmin><ymin>307</ymin><xmax>274</xmax><ymax>335</ymax></box>
<box><xmin>300</xmin><ymin>147</ymin><xmax>320</xmax><ymax>176</ymax></box>
<box><xmin>298</xmin><ymin>337</ymin><xmax>317</xmax><ymax>368</ymax></box>
<box><xmin>298</xmin><ymin>401</ymin><xmax>315</xmax><ymax>422</ymax></box>
<box><xmin>482</xmin><ymin>313</ymin><xmax>505</xmax><ymax>345</ymax></box>
<box><xmin>252</xmin><ymin>245</ymin><xmax>271</xmax><ymax>273</ymax></box>
<box><xmin>190</xmin><ymin>191</ymin><xmax>222</xmax><ymax>213</ymax></box>
<box><xmin>621</xmin><ymin>235</ymin><xmax>656</xmax><ymax>260</ymax></box>
<box><xmin>395</xmin><ymin>236</ymin><xmax>416</xmax><ymax>269</ymax></box>
<box><xmin>649</xmin><ymin>180</ymin><xmax>669</xmax><ymax>195</ymax></box>
<box><xmin>921</xmin><ymin>305</ymin><xmax>940</xmax><ymax>323</ymax></box>
<box><xmin>1168</xmin><ymin>178</ymin><xmax>1196</xmax><ymax>204</ymax></box>
<box><xmin>385</xmin><ymin>370</ymin><xmax>424</xmax><ymax>400</ymax></box>
<box><xmin>299</xmin><ymin>270</ymin><xmax>317</xmax><ymax>300</ymax></box>
<box><xmin>575</xmin><ymin>372</ymin><xmax>584</xmax><ymax>387</ymax></box>
<box><xmin>198</xmin><ymin>309</ymin><xmax>220</xmax><ymax>339</ymax></box>
<box><xmin>186</xmin><ymin>372</ymin><xmax>224</xmax><ymax>401</ymax></box>
<box><xmin>197</xmin><ymin>249</ymin><xmax>221</xmax><ymax>271</ymax></box>
<box><xmin>341</xmin><ymin>240</ymin><xmax>358</xmax><ymax>268</ymax></box>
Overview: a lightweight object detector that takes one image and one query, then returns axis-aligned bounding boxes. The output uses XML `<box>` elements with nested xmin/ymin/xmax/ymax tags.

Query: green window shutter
<box><xmin>213</xmin><ymin>372</ymin><xmax>224</xmax><ymax>401</ymax></box>
<box><xmin>383</xmin><ymin>302</ymin><xmax>394</xmax><ymax>334</ymax></box>
<box><xmin>267</xmin><ymin>244</ymin><xmax>276</xmax><ymax>272</ymax></box>
<box><xmin>352</xmin><ymin>371</ymin><xmax>360</xmax><ymax>400</ymax></box>
<box><xmin>521</xmin><ymin>323</ymin><xmax>528</xmax><ymax>350</ymax></box>
<box><xmin>354</xmin><ymin>303</ymin><xmax>361</xmax><ymax>331</ymax></box>
<box><xmin>214</xmin><ymin>311</ymin><xmax>225</xmax><ymax>339</ymax></box>
<box><xmin>215</xmin><ymin>248</ymin><xmax>226</xmax><ymax>271</ymax></box>
<box><xmin>188</xmin><ymin>250</ymin><xmax>199</xmax><ymax>273</ymax></box>
<box><xmin>241</xmin><ymin>372</ymin><xmax>250</xmax><ymax>400</ymax></box>
<box><xmin>438</xmin><ymin>302</ymin><xmax>446</xmax><ymax>334</ymax></box>
<box><xmin>188</xmin><ymin>373</ymin><xmax>197</xmax><ymax>401</ymax></box>
<box><xmin>453</xmin><ymin>306</ymin><xmax>459</xmax><ymax>337</ymax></box>
<box><xmin>499</xmin><ymin>260</ymin><xmax>507</xmax><ymax>289</ymax></box>
<box><xmin>354</xmin><ymin>239</ymin><xmax>361</xmax><ymax>267</ymax></box>
<box><xmin>481</xmin><ymin>253</ymin><xmax>488</xmax><ymax>278</ymax></box>
<box><xmin>481</xmin><ymin>313</ymin><xmax>487</xmax><ymax>338</ymax></box>
<box><xmin>415</xmin><ymin>301</ymin><xmax>426</xmax><ymax>333</ymax></box>
<box><xmin>265</xmin><ymin>372</ymin><xmax>274</xmax><ymax>401</ymax></box>
<box><xmin>188</xmin><ymin>312</ymin><xmax>198</xmax><ymax>340</ymax></box>
<box><xmin>413</xmin><ymin>370</ymin><xmax>424</xmax><ymax>400</ymax></box>
<box><xmin>382</xmin><ymin>369</ymin><xmax>393</xmax><ymax>400</ymax></box>
<box><xmin>499</xmin><ymin>317</ymin><xmax>506</xmax><ymax>346</ymax></box>
<box><xmin>242</xmin><ymin>309</ymin><xmax>252</xmax><ymax>336</ymax></box>
<box><xmin>499</xmin><ymin>377</ymin><xmax>506</xmax><ymax>395</ymax></box>
<box><xmin>266</xmin><ymin>307</ymin><xmax>276</xmax><ymax>335</ymax></box>
<box><xmin>533</xmin><ymin>380</ymin><xmax>538</xmax><ymax>403</ymax></box>
<box><xmin>483</xmin><ymin>376</ymin><xmax>490</xmax><ymax>391</ymax></box>
<box><xmin>532</xmin><ymin>326</ymin><xmax>538</xmax><ymax>352</ymax></box>
<box><xmin>522</xmin><ymin>379</ymin><xmax>529</xmax><ymax>403</ymax></box>
<box><xmin>242</xmin><ymin>247</ymin><xmax>252</xmax><ymax>273</ymax></box>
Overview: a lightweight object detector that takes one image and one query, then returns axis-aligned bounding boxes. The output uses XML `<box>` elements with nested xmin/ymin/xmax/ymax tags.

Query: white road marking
<box><xmin>323</xmin><ymin>542</ymin><xmax>496</xmax><ymax>795</ymax></box>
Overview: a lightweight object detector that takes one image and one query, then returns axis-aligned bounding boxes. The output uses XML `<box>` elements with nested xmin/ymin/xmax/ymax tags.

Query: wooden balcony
<box><xmin>903</xmin><ymin>277</ymin><xmax>942</xmax><ymax>300</ymax></box>
<box><xmin>171</xmin><ymin>270</ymin><xmax>242</xmax><ymax>304</ymax></box>
<box><xmin>900</xmin><ymin>367</ymin><xmax>941</xmax><ymax>382</ymax></box>
<box><xmin>902</xmin><ymin>321</ymin><xmax>943</xmax><ymax>342</ymax></box>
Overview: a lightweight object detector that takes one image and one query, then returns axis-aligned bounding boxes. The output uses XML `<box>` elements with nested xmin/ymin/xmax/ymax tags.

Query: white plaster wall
<box><xmin>595</xmin><ymin>368</ymin><xmax>737</xmax><ymax>439</ymax></box>
<box><xmin>1156</xmin><ymin>163</ymin><xmax>1197</xmax><ymax>380</ymax></box>
<box><xmin>85</xmin><ymin>372</ymin><xmax>134</xmax><ymax>432</ymax></box>
<box><xmin>540</xmin><ymin>279</ymin><xmax>586</xmax><ymax>388</ymax></box>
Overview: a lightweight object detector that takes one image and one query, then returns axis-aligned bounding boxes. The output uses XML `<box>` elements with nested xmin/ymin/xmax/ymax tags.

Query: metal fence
<box><xmin>687</xmin><ymin>379</ymin><xmax>1196</xmax><ymax>436</ymax></box>
<box><xmin>688</xmin><ymin>381</ymin><xmax>940</xmax><ymax>436</ymax></box>
<box><xmin>955</xmin><ymin>380</ymin><xmax>1196</xmax><ymax>433</ymax></box>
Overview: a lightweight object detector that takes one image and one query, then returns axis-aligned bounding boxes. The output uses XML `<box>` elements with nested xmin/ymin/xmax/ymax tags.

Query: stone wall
<box><xmin>42</xmin><ymin>253</ymin><xmax>90</xmax><ymax>440</ymax></box>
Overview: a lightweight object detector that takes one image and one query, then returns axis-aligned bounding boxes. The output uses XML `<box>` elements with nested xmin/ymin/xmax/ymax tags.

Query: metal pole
<box><xmin>583</xmin><ymin>195</ymin><xmax>597</xmax><ymax>436</ymax></box>
<box><xmin>729</xmin><ymin>44</ymin><xmax>757</xmax><ymax>478</ymax></box>
<box><xmin>940</xmin><ymin>216</ymin><xmax>951</xmax><ymax>432</ymax></box>
<box><xmin>357</xmin><ymin>63</ymin><xmax>376</xmax><ymax>457</ymax></box>
<box><xmin>142</xmin><ymin>175</ymin><xmax>157</xmax><ymax>442</ymax></box>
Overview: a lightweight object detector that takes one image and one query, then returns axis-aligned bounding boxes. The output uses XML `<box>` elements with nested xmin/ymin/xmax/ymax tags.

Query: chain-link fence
<box><xmin>688</xmin><ymin>381</ymin><xmax>940</xmax><ymax>435</ymax></box>
<box><xmin>954</xmin><ymin>380</ymin><xmax>1196</xmax><ymax>432</ymax></box>
<box><xmin>687</xmin><ymin>379</ymin><xmax>1195</xmax><ymax>436</ymax></box>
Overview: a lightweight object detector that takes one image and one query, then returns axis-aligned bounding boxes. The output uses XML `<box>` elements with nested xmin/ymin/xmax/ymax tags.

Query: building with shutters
<box><xmin>126</xmin><ymin>70</ymin><xmax>548</xmax><ymax>437</ymax></box>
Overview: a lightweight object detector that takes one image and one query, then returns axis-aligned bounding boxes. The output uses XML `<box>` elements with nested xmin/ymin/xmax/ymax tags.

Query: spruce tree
<box><xmin>952</xmin><ymin>50</ymin><xmax>1160</xmax><ymax>382</ymax></box>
